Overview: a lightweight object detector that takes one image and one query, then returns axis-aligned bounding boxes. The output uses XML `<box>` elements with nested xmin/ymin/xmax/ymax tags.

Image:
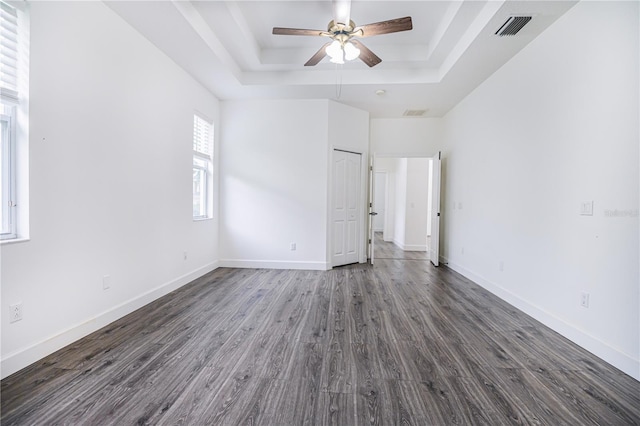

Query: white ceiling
<box><xmin>106</xmin><ymin>1</ymin><xmax>577</xmax><ymax>118</ymax></box>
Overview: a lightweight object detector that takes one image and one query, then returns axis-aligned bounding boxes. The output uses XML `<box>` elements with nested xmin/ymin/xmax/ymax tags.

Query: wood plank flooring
<box><xmin>2</xmin><ymin>261</ymin><xmax>639</xmax><ymax>425</ymax></box>
<box><xmin>374</xmin><ymin>232</ymin><xmax>428</xmax><ymax>260</ymax></box>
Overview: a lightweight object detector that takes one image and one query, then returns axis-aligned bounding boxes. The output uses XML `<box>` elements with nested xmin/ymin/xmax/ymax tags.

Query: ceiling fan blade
<box><xmin>305</xmin><ymin>42</ymin><xmax>331</xmax><ymax>66</ymax></box>
<box><xmin>354</xmin><ymin>16</ymin><xmax>413</xmax><ymax>37</ymax></box>
<box><xmin>272</xmin><ymin>27</ymin><xmax>328</xmax><ymax>36</ymax></box>
<box><xmin>350</xmin><ymin>40</ymin><xmax>381</xmax><ymax>67</ymax></box>
<box><xmin>332</xmin><ymin>0</ymin><xmax>351</xmax><ymax>24</ymax></box>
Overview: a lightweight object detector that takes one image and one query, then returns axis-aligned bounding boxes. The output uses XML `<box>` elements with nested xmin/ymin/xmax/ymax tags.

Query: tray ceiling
<box><xmin>106</xmin><ymin>1</ymin><xmax>577</xmax><ymax>117</ymax></box>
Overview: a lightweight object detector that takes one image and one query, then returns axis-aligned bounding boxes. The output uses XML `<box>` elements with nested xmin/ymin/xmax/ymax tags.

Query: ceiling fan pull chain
<box><xmin>335</xmin><ymin>63</ymin><xmax>343</xmax><ymax>99</ymax></box>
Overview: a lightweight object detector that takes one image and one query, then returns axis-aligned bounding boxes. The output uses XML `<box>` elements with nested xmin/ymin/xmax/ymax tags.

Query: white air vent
<box><xmin>403</xmin><ymin>109</ymin><xmax>427</xmax><ymax>117</ymax></box>
<box><xmin>495</xmin><ymin>16</ymin><xmax>532</xmax><ymax>36</ymax></box>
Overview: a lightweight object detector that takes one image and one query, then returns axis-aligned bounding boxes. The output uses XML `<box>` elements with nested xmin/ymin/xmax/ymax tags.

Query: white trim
<box><xmin>193</xmin><ymin>113</ymin><xmax>214</xmax><ymax>220</ymax></box>
<box><xmin>404</xmin><ymin>244</ymin><xmax>427</xmax><ymax>252</ymax></box>
<box><xmin>192</xmin><ymin>217</ymin><xmax>213</xmax><ymax>222</ymax></box>
<box><xmin>375</xmin><ymin>152</ymin><xmax>439</xmax><ymax>159</ymax></box>
<box><xmin>444</xmin><ymin>259</ymin><xmax>640</xmax><ymax>381</ymax></box>
<box><xmin>0</xmin><ymin>262</ymin><xmax>219</xmax><ymax>379</ymax></box>
<box><xmin>391</xmin><ymin>239</ymin><xmax>427</xmax><ymax>252</ymax></box>
<box><xmin>220</xmin><ymin>259</ymin><xmax>329</xmax><ymax>271</ymax></box>
<box><xmin>0</xmin><ymin>110</ymin><xmax>16</xmax><ymax>239</ymax></box>
<box><xmin>0</xmin><ymin>236</ymin><xmax>28</xmax><ymax>245</ymax></box>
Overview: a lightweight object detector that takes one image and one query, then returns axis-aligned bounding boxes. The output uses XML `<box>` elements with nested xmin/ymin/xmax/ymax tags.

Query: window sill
<box><xmin>1</xmin><ymin>236</ymin><xmax>30</xmax><ymax>246</ymax></box>
<box><xmin>193</xmin><ymin>217</ymin><xmax>213</xmax><ymax>222</ymax></box>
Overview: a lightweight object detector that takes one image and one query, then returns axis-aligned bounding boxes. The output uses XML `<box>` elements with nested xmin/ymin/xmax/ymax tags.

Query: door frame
<box><xmin>327</xmin><ymin>146</ymin><xmax>368</xmax><ymax>268</ymax></box>
<box><xmin>429</xmin><ymin>151</ymin><xmax>441</xmax><ymax>266</ymax></box>
<box><xmin>370</xmin><ymin>151</ymin><xmax>441</xmax><ymax>264</ymax></box>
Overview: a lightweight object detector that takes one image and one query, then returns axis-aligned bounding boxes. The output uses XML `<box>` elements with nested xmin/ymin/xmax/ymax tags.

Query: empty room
<box><xmin>1</xmin><ymin>0</ymin><xmax>638</xmax><ymax>424</ymax></box>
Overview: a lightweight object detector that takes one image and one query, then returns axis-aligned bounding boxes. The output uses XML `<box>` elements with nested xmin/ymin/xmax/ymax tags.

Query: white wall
<box><xmin>393</xmin><ymin>159</ymin><xmax>408</xmax><ymax>248</ymax></box>
<box><xmin>388</xmin><ymin>158</ymin><xmax>429</xmax><ymax>251</ymax></box>
<box><xmin>441</xmin><ymin>1</ymin><xmax>639</xmax><ymax>379</ymax></box>
<box><xmin>328</xmin><ymin>101</ymin><xmax>370</xmax><ymax>154</ymax></box>
<box><xmin>373</xmin><ymin>172</ymin><xmax>386</xmax><ymax>232</ymax></box>
<box><xmin>404</xmin><ymin>158</ymin><xmax>429</xmax><ymax>250</ymax></box>
<box><xmin>1</xmin><ymin>2</ymin><xmax>220</xmax><ymax>378</ymax></box>
<box><xmin>376</xmin><ymin>157</ymin><xmax>397</xmax><ymax>241</ymax></box>
<box><xmin>219</xmin><ymin>99</ymin><xmax>369</xmax><ymax>269</ymax></box>
<box><xmin>219</xmin><ymin>99</ymin><xmax>329</xmax><ymax>270</ymax></box>
<box><xmin>370</xmin><ymin>118</ymin><xmax>443</xmax><ymax>156</ymax></box>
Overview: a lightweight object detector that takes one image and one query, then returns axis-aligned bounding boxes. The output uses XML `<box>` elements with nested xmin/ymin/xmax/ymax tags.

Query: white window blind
<box><xmin>192</xmin><ymin>114</ymin><xmax>213</xmax><ymax>219</ymax></box>
<box><xmin>193</xmin><ymin>114</ymin><xmax>212</xmax><ymax>157</ymax></box>
<box><xmin>0</xmin><ymin>1</ymin><xmax>19</xmax><ymax>104</ymax></box>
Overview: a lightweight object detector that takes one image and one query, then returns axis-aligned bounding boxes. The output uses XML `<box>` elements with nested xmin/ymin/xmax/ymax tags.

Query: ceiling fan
<box><xmin>272</xmin><ymin>0</ymin><xmax>412</xmax><ymax>67</ymax></box>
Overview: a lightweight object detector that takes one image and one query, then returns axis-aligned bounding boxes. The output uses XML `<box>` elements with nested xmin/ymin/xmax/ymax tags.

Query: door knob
<box><xmin>369</xmin><ymin>212</ymin><xmax>378</xmax><ymax>216</ymax></box>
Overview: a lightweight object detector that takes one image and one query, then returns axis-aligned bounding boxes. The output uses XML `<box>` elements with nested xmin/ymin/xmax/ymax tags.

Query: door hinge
<box><xmin>368</xmin><ymin>239</ymin><xmax>372</xmax><ymax>244</ymax></box>
<box><xmin>369</xmin><ymin>202</ymin><xmax>372</xmax><ymax>208</ymax></box>
<box><xmin>369</xmin><ymin>166</ymin><xmax>373</xmax><ymax>171</ymax></box>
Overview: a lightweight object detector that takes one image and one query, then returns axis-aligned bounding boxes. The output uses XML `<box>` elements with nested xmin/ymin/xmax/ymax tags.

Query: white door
<box><xmin>373</xmin><ymin>172</ymin><xmax>386</xmax><ymax>231</ymax></box>
<box><xmin>429</xmin><ymin>151</ymin><xmax>442</xmax><ymax>266</ymax></box>
<box><xmin>368</xmin><ymin>156</ymin><xmax>376</xmax><ymax>264</ymax></box>
<box><xmin>332</xmin><ymin>150</ymin><xmax>361</xmax><ymax>267</ymax></box>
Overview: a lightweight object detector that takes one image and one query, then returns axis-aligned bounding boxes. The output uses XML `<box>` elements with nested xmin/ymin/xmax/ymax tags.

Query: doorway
<box><xmin>370</xmin><ymin>154</ymin><xmax>440</xmax><ymax>264</ymax></box>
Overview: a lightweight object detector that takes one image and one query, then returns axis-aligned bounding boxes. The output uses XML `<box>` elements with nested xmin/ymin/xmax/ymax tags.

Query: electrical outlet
<box><xmin>499</xmin><ymin>261</ymin><xmax>504</xmax><ymax>272</ymax></box>
<box><xmin>9</xmin><ymin>303</ymin><xmax>23</xmax><ymax>323</ymax></box>
<box><xmin>290</xmin><ymin>243</ymin><xmax>296</xmax><ymax>251</ymax></box>
<box><xmin>580</xmin><ymin>292</ymin><xmax>590</xmax><ymax>308</ymax></box>
<box><xmin>461</xmin><ymin>247</ymin><xmax>464</xmax><ymax>255</ymax></box>
<box><xmin>183</xmin><ymin>251</ymin><xmax>188</xmax><ymax>261</ymax></box>
<box><xmin>103</xmin><ymin>275</ymin><xmax>111</xmax><ymax>290</ymax></box>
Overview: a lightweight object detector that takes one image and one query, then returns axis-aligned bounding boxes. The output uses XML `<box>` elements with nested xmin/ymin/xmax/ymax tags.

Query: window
<box><xmin>193</xmin><ymin>114</ymin><xmax>213</xmax><ymax>219</ymax></box>
<box><xmin>1</xmin><ymin>0</ymin><xmax>27</xmax><ymax>241</ymax></box>
<box><xmin>1</xmin><ymin>106</ymin><xmax>15</xmax><ymax>239</ymax></box>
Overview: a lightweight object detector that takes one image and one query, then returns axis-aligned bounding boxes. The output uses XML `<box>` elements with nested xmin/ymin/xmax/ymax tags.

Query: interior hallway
<box><xmin>373</xmin><ymin>231</ymin><xmax>429</xmax><ymax>261</ymax></box>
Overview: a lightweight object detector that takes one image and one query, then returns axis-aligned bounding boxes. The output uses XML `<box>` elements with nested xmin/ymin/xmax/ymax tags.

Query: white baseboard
<box><xmin>391</xmin><ymin>239</ymin><xmax>427</xmax><ymax>252</ymax></box>
<box><xmin>444</xmin><ymin>259</ymin><xmax>640</xmax><ymax>381</ymax></box>
<box><xmin>220</xmin><ymin>259</ymin><xmax>329</xmax><ymax>271</ymax></box>
<box><xmin>403</xmin><ymin>244</ymin><xmax>427</xmax><ymax>252</ymax></box>
<box><xmin>0</xmin><ymin>262</ymin><xmax>219</xmax><ymax>380</ymax></box>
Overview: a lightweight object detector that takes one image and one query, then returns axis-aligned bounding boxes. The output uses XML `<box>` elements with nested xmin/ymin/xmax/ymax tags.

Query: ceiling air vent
<box><xmin>403</xmin><ymin>109</ymin><xmax>427</xmax><ymax>117</ymax></box>
<box><xmin>495</xmin><ymin>16</ymin><xmax>532</xmax><ymax>36</ymax></box>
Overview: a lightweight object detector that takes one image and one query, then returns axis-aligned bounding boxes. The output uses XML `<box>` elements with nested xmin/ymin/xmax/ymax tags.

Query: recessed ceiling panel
<box><xmin>107</xmin><ymin>0</ymin><xmax>578</xmax><ymax>118</ymax></box>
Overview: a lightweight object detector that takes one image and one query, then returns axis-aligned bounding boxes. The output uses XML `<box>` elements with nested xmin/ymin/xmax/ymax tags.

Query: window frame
<box><xmin>1</xmin><ymin>109</ymin><xmax>16</xmax><ymax>239</ymax></box>
<box><xmin>0</xmin><ymin>0</ymin><xmax>28</xmax><ymax>243</ymax></box>
<box><xmin>192</xmin><ymin>114</ymin><xmax>213</xmax><ymax>220</ymax></box>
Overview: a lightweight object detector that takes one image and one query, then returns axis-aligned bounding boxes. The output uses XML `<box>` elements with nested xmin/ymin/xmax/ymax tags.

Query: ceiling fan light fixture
<box><xmin>326</xmin><ymin>40</ymin><xmax>343</xmax><ymax>62</ymax></box>
<box><xmin>343</xmin><ymin>41</ymin><xmax>360</xmax><ymax>61</ymax></box>
<box><xmin>326</xmin><ymin>39</ymin><xmax>359</xmax><ymax>64</ymax></box>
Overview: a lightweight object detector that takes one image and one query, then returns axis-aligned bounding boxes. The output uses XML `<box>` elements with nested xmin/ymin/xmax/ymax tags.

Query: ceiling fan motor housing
<box><xmin>328</xmin><ymin>20</ymin><xmax>358</xmax><ymax>43</ymax></box>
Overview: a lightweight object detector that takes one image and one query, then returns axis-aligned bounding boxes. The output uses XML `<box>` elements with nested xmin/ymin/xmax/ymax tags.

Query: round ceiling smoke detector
<box><xmin>375</xmin><ymin>89</ymin><xmax>386</xmax><ymax>96</ymax></box>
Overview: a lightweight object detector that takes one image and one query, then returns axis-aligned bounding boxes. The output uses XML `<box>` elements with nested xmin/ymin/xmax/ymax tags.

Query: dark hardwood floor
<box><xmin>2</xmin><ymin>260</ymin><xmax>639</xmax><ymax>425</ymax></box>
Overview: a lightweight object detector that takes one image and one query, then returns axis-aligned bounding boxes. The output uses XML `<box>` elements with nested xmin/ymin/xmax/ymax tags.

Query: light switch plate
<box><xmin>580</xmin><ymin>201</ymin><xmax>593</xmax><ymax>216</ymax></box>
